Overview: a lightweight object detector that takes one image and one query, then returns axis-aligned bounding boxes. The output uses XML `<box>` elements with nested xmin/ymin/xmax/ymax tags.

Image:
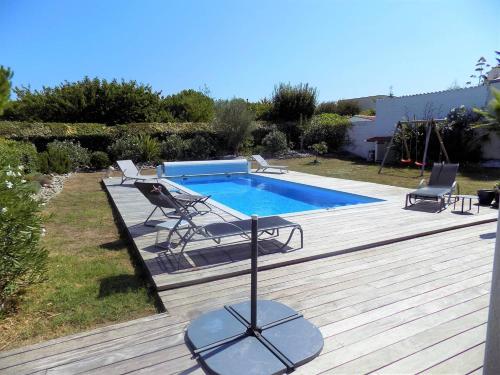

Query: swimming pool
<box><xmin>169</xmin><ymin>174</ymin><xmax>383</xmax><ymax>216</ymax></box>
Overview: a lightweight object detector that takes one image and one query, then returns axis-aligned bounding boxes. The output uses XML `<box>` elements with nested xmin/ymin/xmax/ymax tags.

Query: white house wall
<box><xmin>346</xmin><ymin>82</ymin><xmax>500</xmax><ymax>160</ymax></box>
<box><xmin>346</xmin><ymin>119</ymin><xmax>376</xmax><ymax>159</ymax></box>
<box><xmin>375</xmin><ymin>83</ymin><xmax>500</xmax><ymax>134</ymax></box>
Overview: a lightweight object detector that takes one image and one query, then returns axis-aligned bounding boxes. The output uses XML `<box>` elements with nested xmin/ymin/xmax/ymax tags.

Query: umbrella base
<box><xmin>186</xmin><ymin>300</ymin><xmax>323</xmax><ymax>375</ymax></box>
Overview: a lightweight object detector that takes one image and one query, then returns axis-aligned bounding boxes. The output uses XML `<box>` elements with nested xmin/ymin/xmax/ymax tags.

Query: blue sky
<box><xmin>1</xmin><ymin>0</ymin><xmax>499</xmax><ymax>101</ymax></box>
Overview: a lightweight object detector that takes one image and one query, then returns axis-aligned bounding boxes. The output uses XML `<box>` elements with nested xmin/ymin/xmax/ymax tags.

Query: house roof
<box><xmin>353</xmin><ymin>115</ymin><xmax>376</xmax><ymax>121</ymax></box>
<box><xmin>377</xmin><ymin>80</ymin><xmax>500</xmax><ymax>100</ymax></box>
<box><xmin>366</xmin><ymin>136</ymin><xmax>392</xmax><ymax>143</ymax></box>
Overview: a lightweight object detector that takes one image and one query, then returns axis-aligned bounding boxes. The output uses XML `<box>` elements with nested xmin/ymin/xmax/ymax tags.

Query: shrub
<box><xmin>184</xmin><ymin>135</ymin><xmax>215</xmax><ymax>160</ymax></box>
<box><xmin>163</xmin><ymin>89</ymin><xmax>215</xmax><ymax>122</ymax></box>
<box><xmin>440</xmin><ymin>106</ymin><xmax>483</xmax><ymax>162</ymax></box>
<box><xmin>108</xmin><ymin>134</ymin><xmax>160</xmax><ymax>163</ymax></box>
<box><xmin>0</xmin><ymin>165</ymin><xmax>47</xmax><ymax>312</ymax></box>
<box><xmin>137</xmin><ymin>134</ymin><xmax>160</xmax><ymax>163</ymax></box>
<box><xmin>213</xmin><ymin>99</ymin><xmax>255</xmax><ymax>154</ymax></box>
<box><xmin>262</xmin><ymin>130</ymin><xmax>288</xmax><ymax>155</ymax></box>
<box><xmin>335</xmin><ymin>100</ymin><xmax>360</xmax><ymax>116</ymax></box>
<box><xmin>90</xmin><ymin>151</ymin><xmax>110</xmax><ymax>169</ymax></box>
<box><xmin>271</xmin><ymin>83</ymin><xmax>317</xmax><ymax>122</ymax></box>
<box><xmin>0</xmin><ymin>138</ymin><xmax>38</xmax><ymax>173</ymax></box>
<box><xmin>251</xmin><ymin>122</ymin><xmax>275</xmax><ymax>145</ymax></box>
<box><xmin>108</xmin><ymin>136</ymin><xmax>142</xmax><ymax>162</ymax></box>
<box><xmin>2</xmin><ymin>77</ymin><xmax>169</xmax><ymax>125</ymax></box>
<box><xmin>315</xmin><ymin>101</ymin><xmax>337</xmax><ymax>114</ymax></box>
<box><xmin>38</xmin><ymin>148</ymin><xmax>72</xmax><ymax>174</ymax></box>
<box><xmin>46</xmin><ymin>140</ymin><xmax>90</xmax><ymax>169</ymax></box>
<box><xmin>303</xmin><ymin>113</ymin><xmax>351</xmax><ymax>152</ymax></box>
<box><xmin>160</xmin><ymin>134</ymin><xmax>187</xmax><ymax>161</ymax></box>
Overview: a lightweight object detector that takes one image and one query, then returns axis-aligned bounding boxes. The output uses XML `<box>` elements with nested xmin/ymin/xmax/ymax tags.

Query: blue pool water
<box><xmin>170</xmin><ymin>174</ymin><xmax>383</xmax><ymax>216</ymax></box>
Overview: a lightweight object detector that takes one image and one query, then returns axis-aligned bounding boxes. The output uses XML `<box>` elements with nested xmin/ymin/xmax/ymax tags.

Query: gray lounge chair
<box><xmin>252</xmin><ymin>155</ymin><xmax>288</xmax><ymax>174</ymax></box>
<box><xmin>117</xmin><ymin>160</ymin><xmax>156</xmax><ymax>184</ymax></box>
<box><xmin>135</xmin><ymin>181</ymin><xmax>212</xmax><ymax>226</ymax></box>
<box><xmin>135</xmin><ymin>182</ymin><xmax>303</xmax><ymax>267</ymax></box>
<box><xmin>405</xmin><ymin>163</ymin><xmax>459</xmax><ymax>212</ymax></box>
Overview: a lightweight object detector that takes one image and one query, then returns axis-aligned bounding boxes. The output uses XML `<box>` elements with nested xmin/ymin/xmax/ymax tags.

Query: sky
<box><xmin>1</xmin><ymin>0</ymin><xmax>499</xmax><ymax>102</ymax></box>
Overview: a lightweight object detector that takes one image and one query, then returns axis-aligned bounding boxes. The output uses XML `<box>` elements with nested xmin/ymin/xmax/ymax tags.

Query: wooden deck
<box><xmin>1</xmin><ymin>221</ymin><xmax>496</xmax><ymax>374</ymax></box>
<box><xmin>102</xmin><ymin>171</ymin><xmax>497</xmax><ymax>292</ymax></box>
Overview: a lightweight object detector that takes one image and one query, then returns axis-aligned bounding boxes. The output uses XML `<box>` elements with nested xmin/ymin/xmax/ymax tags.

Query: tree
<box><xmin>163</xmin><ymin>89</ymin><xmax>215</xmax><ymax>122</ymax></box>
<box><xmin>271</xmin><ymin>82</ymin><xmax>317</xmax><ymax>146</ymax></box>
<box><xmin>315</xmin><ymin>101</ymin><xmax>338</xmax><ymax>114</ymax></box>
<box><xmin>271</xmin><ymin>82</ymin><xmax>317</xmax><ymax>122</ymax></box>
<box><xmin>335</xmin><ymin>100</ymin><xmax>360</xmax><ymax>116</ymax></box>
<box><xmin>465</xmin><ymin>51</ymin><xmax>500</xmax><ymax>86</ymax></box>
<box><xmin>2</xmin><ymin>77</ymin><xmax>170</xmax><ymax>125</ymax></box>
<box><xmin>310</xmin><ymin>142</ymin><xmax>328</xmax><ymax>164</ymax></box>
<box><xmin>212</xmin><ymin>98</ymin><xmax>255</xmax><ymax>155</ymax></box>
<box><xmin>0</xmin><ymin>66</ymin><xmax>13</xmax><ymax>116</ymax></box>
<box><xmin>247</xmin><ymin>98</ymin><xmax>273</xmax><ymax>121</ymax></box>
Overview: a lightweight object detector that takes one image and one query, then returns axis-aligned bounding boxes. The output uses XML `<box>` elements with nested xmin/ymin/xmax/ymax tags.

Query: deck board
<box><xmin>0</xmin><ymin>221</ymin><xmax>496</xmax><ymax>374</ymax></box>
<box><xmin>102</xmin><ymin>171</ymin><xmax>497</xmax><ymax>291</ymax></box>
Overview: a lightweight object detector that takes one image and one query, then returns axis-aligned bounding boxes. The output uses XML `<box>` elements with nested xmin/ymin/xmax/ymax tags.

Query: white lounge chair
<box><xmin>252</xmin><ymin>155</ymin><xmax>288</xmax><ymax>174</ymax></box>
<box><xmin>117</xmin><ymin>160</ymin><xmax>156</xmax><ymax>184</ymax></box>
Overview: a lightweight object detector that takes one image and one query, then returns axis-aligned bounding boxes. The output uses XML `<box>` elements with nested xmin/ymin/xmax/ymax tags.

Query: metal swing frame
<box><xmin>378</xmin><ymin>118</ymin><xmax>450</xmax><ymax>176</ymax></box>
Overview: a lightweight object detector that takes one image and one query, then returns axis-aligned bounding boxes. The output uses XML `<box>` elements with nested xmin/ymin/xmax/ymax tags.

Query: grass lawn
<box><xmin>0</xmin><ymin>172</ymin><xmax>156</xmax><ymax>351</ymax></box>
<box><xmin>271</xmin><ymin>156</ymin><xmax>500</xmax><ymax>195</ymax></box>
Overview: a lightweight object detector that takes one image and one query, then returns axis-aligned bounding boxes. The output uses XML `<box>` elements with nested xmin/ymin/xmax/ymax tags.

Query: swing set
<box><xmin>378</xmin><ymin>118</ymin><xmax>450</xmax><ymax>176</ymax></box>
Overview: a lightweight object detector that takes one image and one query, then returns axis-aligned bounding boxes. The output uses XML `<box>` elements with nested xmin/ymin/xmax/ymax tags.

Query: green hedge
<box><xmin>0</xmin><ymin>121</ymin><xmax>274</xmax><ymax>155</ymax></box>
<box><xmin>0</xmin><ymin>122</ymin><xmax>111</xmax><ymax>151</ymax></box>
<box><xmin>0</xmin><ymin>121</ymin><xmax>221</xmax><ymax>152</ymax></box>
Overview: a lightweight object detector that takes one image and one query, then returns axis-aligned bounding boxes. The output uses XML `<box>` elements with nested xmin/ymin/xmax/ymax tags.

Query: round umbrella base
<box><xmin>186</xmin><ymin>300</ymin><xmax>323</xmax><ymax>375</ymax></box>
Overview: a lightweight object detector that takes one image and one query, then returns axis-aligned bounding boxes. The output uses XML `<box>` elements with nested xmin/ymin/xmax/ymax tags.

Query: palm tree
<box><xmin>474</xmin><ymin>88</ymin><xmax>500</xmax><ymax>131</ymax></box>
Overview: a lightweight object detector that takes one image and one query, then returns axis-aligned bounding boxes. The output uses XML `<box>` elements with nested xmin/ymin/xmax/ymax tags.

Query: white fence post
<box><xmin>484</xmin><ymin>209</ymin><xmax>500</xmax><ymax>374</ymax></box>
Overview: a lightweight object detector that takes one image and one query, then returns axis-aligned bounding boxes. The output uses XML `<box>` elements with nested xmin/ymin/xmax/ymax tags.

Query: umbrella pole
<box><xmin>483</xmin><ymin>209</ymin><xmax>500</xmax><ymax>374</ymax></box>
<box><xmin>251</xmin><ymin>215</ymin><xmax>258</xmax><ymax>331</ymax></box>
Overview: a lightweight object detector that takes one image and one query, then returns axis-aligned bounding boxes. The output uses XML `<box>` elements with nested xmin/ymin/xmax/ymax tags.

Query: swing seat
<box><xmin>401</xmin><ymin>159</ymin><xmax>412</xmax><ymax>164</ymax></box>
<box><xmin>415</xmin><ymin>161</ymin><xmax>426</xmax><ymax>167</ymax></box>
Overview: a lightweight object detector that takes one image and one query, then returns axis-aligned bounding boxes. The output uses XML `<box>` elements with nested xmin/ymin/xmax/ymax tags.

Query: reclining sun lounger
<box><xmin>117</xmin><ymin>160</ymin><xmax>156</xmax><ymax>184</ymax></box>
<box><xmin>252</xmin><ymin>155</ymin><xmax>288</xmax><ymax>174</ymax></box>
<box><xmin>405</xmin><ymin>163</ymin><xmax>459</xmax><ymax>212</ymax></box>
<box><xmin>135</xmin><ymin>182</ymin><xmax>303</xmax><ymax>267</ymax></box>
<box><xmin>135</xmin><ymin>181</ymin><xmax>212</xmax><ymax>226</ymax></box>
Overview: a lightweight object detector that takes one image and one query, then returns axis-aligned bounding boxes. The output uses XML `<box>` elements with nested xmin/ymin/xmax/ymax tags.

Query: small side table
<box><xmin>453</xmin><ymin>195</ymin><xmax>480</xmax><ymax>213</ymax></box>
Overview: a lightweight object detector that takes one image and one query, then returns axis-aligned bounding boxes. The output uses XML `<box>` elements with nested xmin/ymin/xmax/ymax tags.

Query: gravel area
<box><xmin>36</xmin><ymin>173</ymin><xmax>72</xmax><ymax>203</ymax></box>
<box><xmin>276</xmin><ymin>150</ymin><xmax>311</xmax><ymax>159</ymax></box>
